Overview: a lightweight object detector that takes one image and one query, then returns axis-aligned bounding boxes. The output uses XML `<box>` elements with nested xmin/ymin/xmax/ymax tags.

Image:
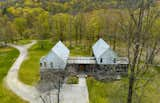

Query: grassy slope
<box><xmin>0</xmin><ymin>47</ymin><xmax>27</xmax><ymax>103</ymax></box>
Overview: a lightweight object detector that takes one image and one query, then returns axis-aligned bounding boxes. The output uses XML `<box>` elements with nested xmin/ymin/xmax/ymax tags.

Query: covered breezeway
<box><xmin>67</xmin><ymin>57</ymin><xmax>96</xmax><ymax>74</ymax></box>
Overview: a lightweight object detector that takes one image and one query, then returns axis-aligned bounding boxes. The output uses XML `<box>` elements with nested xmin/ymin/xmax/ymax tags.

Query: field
<box><xmin>0</xmin><ymin>47</ymin><xmax>27</xmax><ymax>103</ymax></box>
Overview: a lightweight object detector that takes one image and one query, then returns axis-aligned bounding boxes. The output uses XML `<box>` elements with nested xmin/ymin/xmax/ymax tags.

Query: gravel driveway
<box><xmin>5</xmin><ymin>41</ymin><xmax>40</xmax><ymax>103</ymax></box>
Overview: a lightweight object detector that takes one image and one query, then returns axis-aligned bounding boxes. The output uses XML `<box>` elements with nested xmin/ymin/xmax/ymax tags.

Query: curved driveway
<box><xmin>5</xmin><ymin>41</ymin><xmax>40</xmax><ymax>103</ymax></box>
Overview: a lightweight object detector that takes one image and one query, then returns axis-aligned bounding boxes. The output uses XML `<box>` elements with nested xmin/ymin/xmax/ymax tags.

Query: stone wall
<box><xmin>94</xmin><ymin>64</ymin><xmax>128</xmax><ymax>81</ymax></box>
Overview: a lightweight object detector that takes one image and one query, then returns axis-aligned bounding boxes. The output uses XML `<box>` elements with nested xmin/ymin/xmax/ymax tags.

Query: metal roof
<box><xmin>92</xmin><ymin>38</ymin><xmax>118</xmax><ymax>64</ymax></box>
<box><xmin>116</xmin><ymin>57</ymin><xmax>129</xmax><ymax>64</ymax></box>
<box><xmin>40</xmin><ymin>41</ymin><xmax>70</xmax><ymax>69</ymax></box>
<box><xmin>92</xmin><ymin>38</ymin><xmax>110</xmax><ymax>58</ymax></box>
<box><xmin>51</xmin><ymin>41</ymin><xmax>70</xmax><ymax>62</ymax></box>
<box><xmin>67</xmin><ymin>57</ymin><xmax>96</xmax><ymax>64</ymax></box>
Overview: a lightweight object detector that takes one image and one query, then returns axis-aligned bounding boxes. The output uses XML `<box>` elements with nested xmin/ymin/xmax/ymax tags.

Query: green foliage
<box><xmin>67</xmin><ymin>76</ymin><xmax>78</xmax><ymax>84</ymax></box>
<box><xmin>0</xmin><ymin>47</ymin><xmax>26</xmax><ymax>103</ymax></box>
<box><xmin>13</xmin><ymin>17</ymin><xmax>27</xmax><ymax>38</ymax></box>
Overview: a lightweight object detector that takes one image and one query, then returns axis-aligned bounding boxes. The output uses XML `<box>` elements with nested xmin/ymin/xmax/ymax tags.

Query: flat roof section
<box><xmin>67</xmin><ymin>57</ymin><xmax>96</xmax><ymax>64</ymax></box>
<box><xmin>67</xmin><ymin>57</ymin><xmax>128</xmax><ymax>65</ymax></box>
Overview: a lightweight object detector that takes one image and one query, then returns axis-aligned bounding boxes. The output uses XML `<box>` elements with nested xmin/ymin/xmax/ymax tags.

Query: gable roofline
<box><xmin>92</xmin><ymin>38</ymin><xmax>110</xmax><ymax>58</ymax></box>
<box><xmin>51</xmin><ymin>41</ymin><xmax>70</xmax><ymax>62</ymax></box>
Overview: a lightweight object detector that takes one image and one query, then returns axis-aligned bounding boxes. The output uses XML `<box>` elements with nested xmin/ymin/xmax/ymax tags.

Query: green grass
<box><xmin>65</xmin><ymin>40</ymin><xmax>92</xmax><ymax>56</ymax></box>
<box><xmin>87</xmin><ymin>77</ymin><xmax>128</xmax><ymax>103</ymax></box>
<box><xmin>19</xmin><ymin>40</ymin><xmax>54</xmax><ymax>85</ymax></box>
<box><xmin>87</xmin><ymin>66</ymin><xmax>160</xmax><ymax>103</ymax></box>
<box><xmin>15</xmin><ymin>40</ymin><xmax>31</xmax><ymax>45</ymax></box>
<box><xmin>0</xmin><ymin>47</ymin><xmax>27</xmax><ymax>103</ymax></box>
<box><xmin>66</xmin><ymin>76</ymin><xmax>78</xmax><ymax>84</ymax></box>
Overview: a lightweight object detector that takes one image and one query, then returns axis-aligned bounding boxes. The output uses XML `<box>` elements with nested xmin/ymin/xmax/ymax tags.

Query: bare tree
<box><xmin>119</xmin><ymin>0</ymin><xmax>160</xmax><ymax>103</ymax></box>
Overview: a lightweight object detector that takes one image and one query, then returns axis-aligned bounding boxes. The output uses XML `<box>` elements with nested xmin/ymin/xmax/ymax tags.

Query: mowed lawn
<box><xmin>19</xmin><ymin>40</ymin><xmax>54</xmax><ymax>85</ymax></box>
<box><xmin>87</xmin><ymin>77</ymin><xmax>128</xmax><ymax>103</ymax></box>
<box><xmin>0</xmin><ymin>47</ymin><xmax>27</xmax><ymax>103</ymax></box>
<box><xmin>15</xmin><ymin>40</ymin><xmax>31</xmax><ymax>45</ymax></box>
<box><xmin>87</xmin><ymin>66</ymin><xmax>160</xmax><ymax>103</ymax></box>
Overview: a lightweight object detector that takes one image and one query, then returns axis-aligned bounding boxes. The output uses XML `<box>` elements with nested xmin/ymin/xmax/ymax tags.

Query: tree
<box><xmin>120</xmin><ymin>0</ymin><xmax>160</xmax><ymax>103</ymax></box>
<box><xmin>13</xmin><ymin>17</ymin><xmax>27</xmax><ymax>39</ymax></box>
<box><xmin>33</xmin><ymin>11</ymin><xmax>52</xmax><ymax>48</ymax></box>
<box><xmin>74</xmin><ymin>13</ymin><xmax>86</xmax><ymax>44</ymax></box>
<box><xmin>0</xmin><ymin>16</ymin><xmax>18</xmax><ymax>45</ymax></box>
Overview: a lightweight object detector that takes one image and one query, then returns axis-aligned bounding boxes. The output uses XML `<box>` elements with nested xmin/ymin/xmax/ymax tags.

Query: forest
<box><xmin>0</xmin><ymin>0</ymin><xmax>160</xmax><ymax>103</ymax></box>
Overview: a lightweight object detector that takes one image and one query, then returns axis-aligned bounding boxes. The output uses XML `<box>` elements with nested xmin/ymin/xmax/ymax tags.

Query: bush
<box><xmin>66</xmin><ymin>76</ymin><xmax>78</xmax><ymax>84</ymax></box>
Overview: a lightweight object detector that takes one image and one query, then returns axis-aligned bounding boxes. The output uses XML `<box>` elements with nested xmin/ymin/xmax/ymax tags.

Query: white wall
<box><xmin>97</xmin><ymin>50</ymin><xmax>117</xmax><ymax>64</ymax></box>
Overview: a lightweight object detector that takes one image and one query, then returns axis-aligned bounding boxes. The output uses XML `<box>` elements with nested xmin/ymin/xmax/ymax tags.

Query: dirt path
<box><xmin>5</xmin><ymin>41</ymin><xmax>40</xmax><ymax>103</ymax></box>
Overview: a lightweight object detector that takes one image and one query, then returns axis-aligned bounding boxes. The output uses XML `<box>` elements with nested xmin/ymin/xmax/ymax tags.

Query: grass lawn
<box><xmin>87</xmin><ymin>66</ymin><xmax>160</xmax><ymax>103</ymax></box>
<box><xmin>0</xmin><ymin>47</ymin><xmax>27</xmax><ymax>103</ymax></box>
<box><xmin>19</xmin><ymin>40</ymin><xmax>54</xmax><ymax>85</ymax></box>
<box><xmin>65</xmin><ymin>40</ymin><xmax>91</xmax><ymax>56</ymax></box>
<box><xmin>87</xmin><ymin>77</ymin><xmax>128</xmax><ymax>103</ymax></box>
<box><xmin>15</xmin><ymin>40</ymin><xmax>31</xmax><ymax>45</ymax></box>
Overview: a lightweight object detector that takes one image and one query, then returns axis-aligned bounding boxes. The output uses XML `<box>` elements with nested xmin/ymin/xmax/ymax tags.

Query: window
<box><xmin>40</xmin><ymin>63</ymin><xmax>42</xmax><ymax>67</ymax></box>
<box><xmin>100</xmin><ymin>58</ymin><xmax>103</xmax><ymax>63</ymax></box>
<box><xmin>113</xmin><ymin>58</ymin><xmax>116</xmax><ymax>63</ymax></box>
<box><xmin>50</xmin><ymin>62</ymin><xmax>53</xmax><ymax>68</ymax></box>
<box><xmin>44</xmin><ymin>62</ymin><xmax>47</xmax><ymax>67</ymax></box>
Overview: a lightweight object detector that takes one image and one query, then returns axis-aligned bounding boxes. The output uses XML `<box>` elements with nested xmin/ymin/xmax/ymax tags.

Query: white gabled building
<box><xmin>92</xmin><ymin>38</ymin><xmax>117</xmax><ymax>64</ymax></box>
<box><xmin>40</xmin><ymin>41</ymin><xmax>70</xmax><ymax>70</ymax></box>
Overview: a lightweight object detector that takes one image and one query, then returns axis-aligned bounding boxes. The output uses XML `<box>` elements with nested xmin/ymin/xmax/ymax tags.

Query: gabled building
<box><xmin>40</xmin><ymin>41</ymin><xmax>70</xmax><ymax>70</ymax></box>
<box><xmin>92</xmin><ymin>38</ymin><xmax>117</xmax><ymax>64</ymax></box>
<box><xmin>39</xmin><ymin>38</ymin><xmax>129</xmax><ymax>89</ymax></box>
